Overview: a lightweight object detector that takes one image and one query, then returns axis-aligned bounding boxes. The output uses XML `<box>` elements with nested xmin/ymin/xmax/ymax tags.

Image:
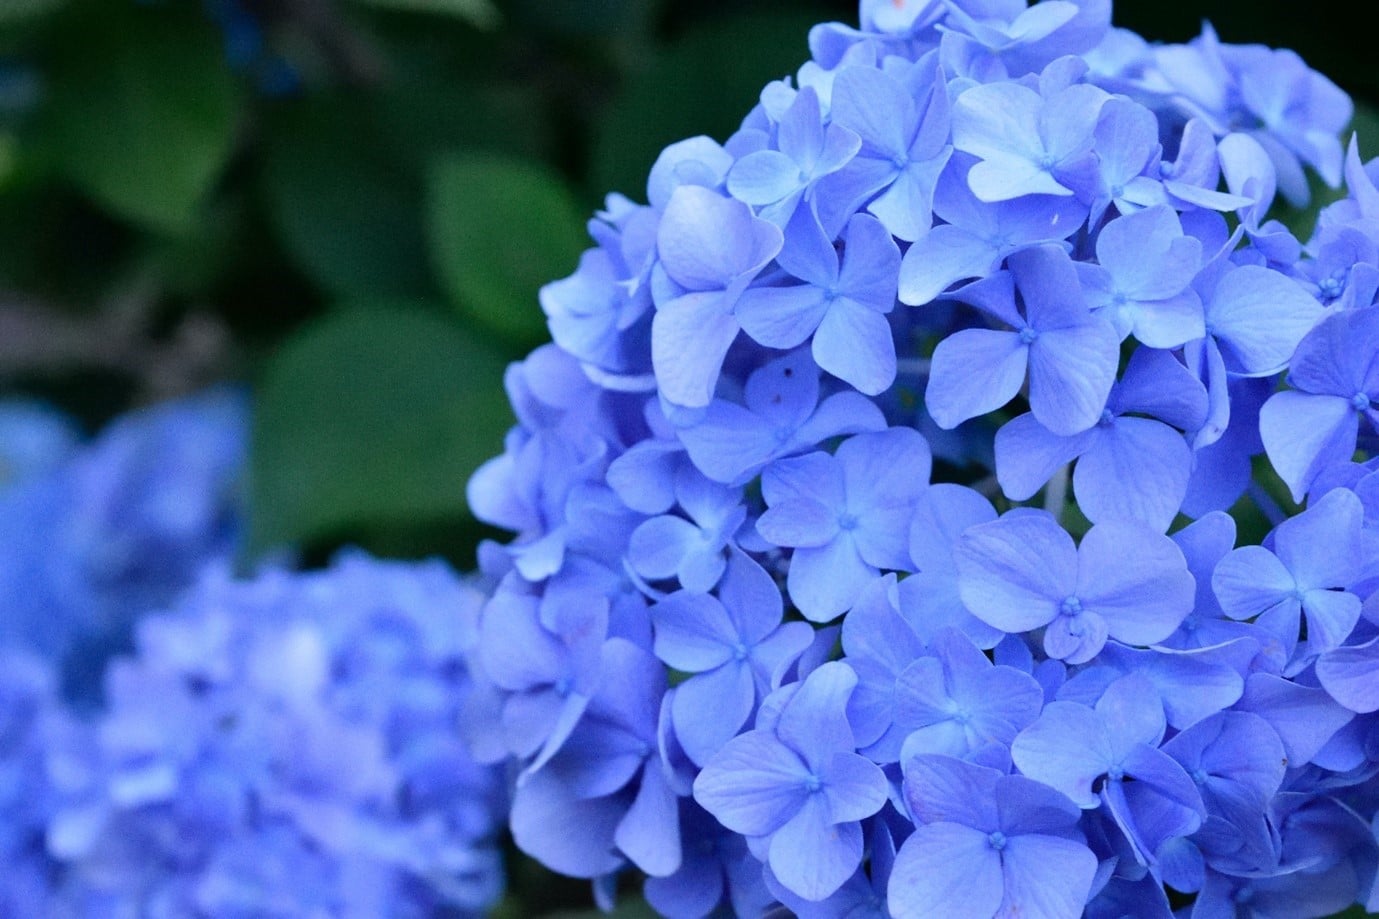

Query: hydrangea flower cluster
<box><xmin>465</xmin><ymin>1</ymin><xmax>1379</xmax><ymax>915</ymax></box>
<box><xmin>0</xmin><ymin>649</ymin><xmax>73</xmax><ymax>918</ymax></box>
<box><xmin>0</xmin><ymin>389</ymin><xmax>247</xmax><ymax>695</ymax></box>
<box><xmin>18</xmin><ymin>551</ymin><xmax>506</xmax><ymax>916</ymax></box>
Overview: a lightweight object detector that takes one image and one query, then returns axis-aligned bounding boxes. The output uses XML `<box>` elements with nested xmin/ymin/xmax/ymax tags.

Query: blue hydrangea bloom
<box><xmin>927</xmin><ymin>244</ymin><xmax>1120</xmax><ymax>436</ymax></box>
<box><xmin>737</xmin><ymin>208</ymin><xmax>902</xmax><ymax>395</ymax></box>
<box><xmin>0</xmin><ymin>650</ymin><xmax>70</xmax><ymax>917</ymax></box>
<box><xmin>1259</xmin><ymin>306</ymin><xmax>1379</xmax><ymax>501</ymax></box>
<box><xmin>955</xmin><ymin>511</ymin><xmax>1195</xmax><ymax>663</ymax></box>
<box><xmin>43</xmin><ymin>552</ymin><xmax>506</xmax><ymax>916</ymax></box>
<box><xmin>995</xmin><ymin>345</ymin><xmax>1208</xmax><ymax>531</ymax></box>
<box><xmin>1212</xmin><ymin>488</ymin><xmax>1369</xmax><ymax>662</ymax></box>
<box><xmin>0</xmin><ymin>399</ymin><xmax>80</xmax><ymax>495</ymax></box>
<box><xmin>1011</xmin><ymin>674</ymin><xmax>1206</xmax><ymax>867</ymax></box>
<box><xmin>459</xmin><ymin>0</ymin><xmax>1379</xmax><ymax>913</ymax></box>
<box><xmin>693</xmin><ymin>662</ymin><xmax>888</xmax><ymax>901</ymax></box>
<box><xmin>652</xmin><ymin>551</ymin><xmax>814</xmax><ymax>765</ymax></box>
<box><xmin>0</xmin><ymin>389</ymin><xmax>247</xmax><ymax>694</ymax></box>
<box><xmin>889</xmin><ymin>753</ymin><xmax>1098</xmax><ymax>919</ymax></box>
<box><xmin>757</xmin><ymin>427</ymin><xmax>930</xmax><ymax>620</ymax></box>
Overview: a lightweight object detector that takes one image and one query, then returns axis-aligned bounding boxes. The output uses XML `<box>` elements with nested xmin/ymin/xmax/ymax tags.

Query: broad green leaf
<box><xmin>591</xmin><ymin>10</ymin><xmax>827</xmax><ymax>199</ymax></box>
<box><xmin>347</xmin><ymin>0</ymin><xmax>500</xmax><ymax>29</ymax></box>
<box><xmin>262</xmin><ymin>99</ymin><xmax>436</xmax><ymax>299</ymax></box>
<box><xmin>250</xmin><ymin>304</ymin><xmax>511</xmax><ymax>552</ymax></box>
<box><xmin>427</xmin><ymin>153</ymin><xmax>587</xmax><ymax>345</ymax></box>
<box><xmin>372</xmin><ymin>81</ymin><xmax>549</xmax><ymax>171</ymax></box>
<box><xmin>41</xmin><ymin>7</ymin><xmax>238</xmax><ymax>233</ymax></box>
<box><xmin>0</xmin><ymin>0</ymin><xmax>67</xmax><ymax>24</ymax></box>
<box><xmin>504</xmin><ymin>0</ymin><xmax>661</xmax><ymax>36</ymax></box>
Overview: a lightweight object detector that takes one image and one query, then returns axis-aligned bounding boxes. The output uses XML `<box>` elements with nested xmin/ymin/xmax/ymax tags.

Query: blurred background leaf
<box><xmin>347</xmin><ymin>0</ymin><xmax>501</xmax><ymax>30</ymax></box>
<box><xmin>39</xmin><ymin>5</ymin><xmax>239</xmax><ymax>233</ymax></box>
<box><xmin>427</xmin><ymin>153</ymin><xmax>587</xmax><ymax>346</ymax></box>
<box><xmin>250</xmin><ymin>303</ymin><xmax>509</xmax><ymax>554</ymax></box>
<box><xmin>591</xmin><ymin>9</ymin><xmax>829</xmax><ymax>198</ymax></box>
<box><xmin>0</xmin><ymin>0</ymin><xmax>68</xmax><ymax>25</ymax></box>
<box><xmin>261</xmin><ymin>96</ymin><xmax>436</xmax><ymax>299</ymax></box>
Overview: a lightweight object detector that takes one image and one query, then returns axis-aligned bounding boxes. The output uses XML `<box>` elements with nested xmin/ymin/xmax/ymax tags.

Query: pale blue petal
<box><xmin>756</xmin><ymin>497</ymin><xmax>839</xmax><ymax>549</ymax></box>
<box><xmin>1011</xmin><ymin>701</ymin><xmax>1110</xmax><ymax>808</ymax></box>
<box><xmin>616</xmin><ymin>762</ymin><xmax>682</xmax><ymax>877</ymax></box>
<box><xmin>926</xmin><ymin>329</ymin><xmax>1028</xmax><ymax>430</ymax></box>
<box><xmin>673</xmin><ymin>663</ymin><xmax>756</xmax><ymax>765</ymax></box>
<box><xmin>1027</xmin><ymin>321</ymin><xmax>1119</xmax><ymax>436</ymax></box>
<box><xmin>1205</xmin><ymin>265</ymin><xmax>1322</xmax><ymax>376</ymax></box>
<box><xmin>994</xmin><ymin>413</ymin><xmax>1091</xmax><ymax>502</ymax></box>
<box><xmin>821</xmin><ymin>751</ymin><xmax>888</xmax><ymax>823</ymax></box>
<box><xmin>999</xmin><ymin>835</ymin><xmax>1099</xmax><ymax>919</ymax></box>
<box><xmin>737</xmin><ymin>284</ymin><xmax>830</xmax><ymax>350</ymax></box>
<box><xmin>1259</xmin><ymin>391</ymin><xmax>1359</xmax><ymax>502</ymax></box>
<box><xmin>769</xmin><ymin>794</ymin><xmax>864</xmax><ymax>902</ymax></box>
<box><xmin>728</xmin><ymin>150</ymin><xmax>806</xmax><ymax>206</ymax></box>
<box><xmin>888</xmin><ymin>823</ymin><xmax>1004</xmax><ymax>919</ymax></box>
<box><xmin>1211</xmin><ymin>545</ymin><xmax>1295</xmax><ymax>621</ymax></box>
<box><xmin>788</xmin><ymin>535</ymin><xmax>877</xmax><ymax>621</ymax></box>
<box><xmin>1073</xmin><ymin>418</ymin><xmax>1192</xmax><ymax>532</ymax></box>
<box><xmin>651</xmin><ymin>592</ymin><xmax>737</xmax><ymax>672</ymax></box>
<box><xmin>692</xmin><ymin>730</ymin><xmax>808</xmax><ymax>836</ymax></box>
<box><xmin>628</xmin><ymin>515</ymin><xmax>703</xmax><ymax>581</ymax></box>
<box><xmin>813</xmin><ymin>297</ymin><xmax>897</xmax><ymax>395</ymax></box>
<box><xmin>651</xmin><ymin>291</ymin><xmax>740</xmax><ymax>408</ymax></box>
<box><xmin>511</xmin><ymin>770</ymin><xmax>626</xmax><ymax>878</ymax></box>
<box><xmin>1316</xmin><ymin>636</ymin><xmax>1379</xmax><ymax>713</ymax></box>
<box><xmin>897</xmin><ymin>226</ymin><xmax>1001</xmax><ymax>306</ymax></box>
<box><xmin>1076</xmin><ymin>522</ymin><xmax>1194</xmax><ymax>645</ymax></box>
<box><xmin>955</xmin><ymin>513</ymin><xmax>1074</xmax><ymax>634</ymax></box>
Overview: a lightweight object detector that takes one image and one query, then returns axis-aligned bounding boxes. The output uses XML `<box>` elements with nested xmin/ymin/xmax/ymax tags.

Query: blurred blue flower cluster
<box><xmin>0</xmin><ymin>396</ymin><xmax>507</xmax><ymax>915</ymax></box>
<box><xmin>465</xmin><ymin>0</ymin><xmax>1379</xmax><ymax>916</ymax></box>
<box><xmin>0</xmin><ymin>390</ymin><xmax>247</xmax><ymax>694</ymax></box>
<box><xmin>40</xmin><ymin>552</ymin><xmax>506</xmax><ymax>916</ymax></box>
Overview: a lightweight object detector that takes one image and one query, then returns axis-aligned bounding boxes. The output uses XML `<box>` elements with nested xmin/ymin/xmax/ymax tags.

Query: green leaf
<box><xmin>249</xmin><ymin>304</ymin><xmax>511</xmax><ymax>552</ymax></box>
<box><xmin>504</xmin><ymin>0</ymin><xmax>661</xmax><ymax>36</ymax></box>
<box><xmin>40</xmin><ymin>7</ymin><xmax>238</xmax><ymax>233</ymax></box>
<box><xmin>0</xmin><ymin>0</ymin><xmax>67</xmax><ymax>24</ymax></box>
<box><xmin>427</xmin><ymin>153</ymin><xmax>587</xmax><ymax>345</ymax></box>
<box><xmin>261</xmin><ymin>98</ymin><xmax>436</xmax><ymax>299</ymax></box>
<box><xmin>591</xmin><ymin>10</ymin><xmax>827</xmax><ymax>199</ymax></box>
<box><xmin>347</xmin><ymin>0</ymin><xmax>501</xmax><ymax>29</ymax></box>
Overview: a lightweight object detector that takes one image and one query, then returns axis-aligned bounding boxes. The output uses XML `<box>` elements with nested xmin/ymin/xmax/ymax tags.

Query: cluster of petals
<box><xmin>0</xmin><ymin>397</ymin><xmax>509</xmax><ymax>916</ymax></box>
<box><xmin>471</xmin><ymin>0</ymin><xmax>1379</xmax><ymax>916</ymax></box>
<box><xmin>0</xmin><ymin>389</ymin><xmax>248</xmax><ymax>684</ymax></box>
<box><xmin>11</xmin><ymin>553</ymin><xmax>507</xmax><ymax>916</ymax></box>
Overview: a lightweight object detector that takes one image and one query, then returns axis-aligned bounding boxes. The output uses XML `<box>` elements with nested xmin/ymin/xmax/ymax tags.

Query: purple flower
<box><xmin>889</xmin><ymin>753</ymin><xmax>1098</xmax><ymax>919</ymax></box>
<box><xmin>758</xmin><ymin>428</ymin><xmax>931</xmax><ymax>620</ymax></box>
<box><xmin>693</xmin><ymin>661</ymin><xmax>888</xmax><ymax>901</ymax></box>
<box><xmin>650</xmin><ymin>185</ymin><xmax>783</xmax><ymax>407</ymax></box>
<box><xmin>651</xmin><ymin>552</ymin><xmax>813</xmax><ymax>765</ymax></box>
<box><xmin>955</xmin><ymin>511</ymin><xmax>1195</xmax><ymax>663</ymax></box>
<box><xmin>926</xmin><ymin>244</ymin><xmax>1120</xmax><ymax>436</ymax></box>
